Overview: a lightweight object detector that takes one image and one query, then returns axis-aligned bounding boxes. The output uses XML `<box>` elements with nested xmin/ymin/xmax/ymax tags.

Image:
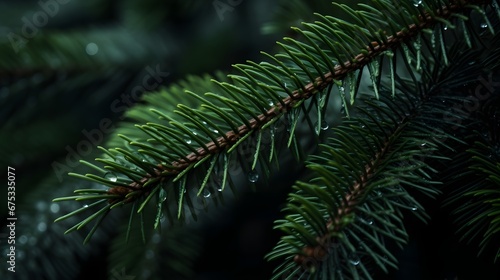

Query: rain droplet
<box><xmin>361</xmin><ymin>217</ymin><xmax>373</xmax><ymax>225</ymax></box>
<box><xmin>105</xmin><ymin>172</ymin><xmax>117</xmax><ymax>182</ymax></box>
<box><xmin>443</xmin><ymin>25</ymin><xmax>448</xmax><ymax>31</ymax></box>
<box><xmin>361</xmin><ymin>125</ymin><xmax>366</xmax><ymax>128</ymax></box>
<box><xmin>37</xmin><ymin>222</ymin><xmax>47</xmax><ymax>232</ymax></box>
<box><xmin>203</xmin><ymin>189</ymin><xmax>211</xmax><ymax>198</ymax></box>
<box><xmin>83</xmin><ymin>204</ymin><xmax>89</xmax><ymax>208</ymax></box>
<box><xmin>413</xmin><ymin>0</ymin><xmax>422</xmax><ymax>6</ymax></box>
<box><xmin>480</xmin><ymin>23</ymin><xmax>488</xmax><ymax>29</ymax></box>
<box><xmin>85</xmin><ymin>42</ymin><xmax>99</xmax><ymax>56</ymax></box>
<box><xmin>348</xmin><ymin>253</ymin><xmax>360</xmax><ymax>266</ymax></box>
<box><xmin>50</xmin><ymin>203</ymin><xmax>60</xmax><ymax>213</ymax></box>
<box><xmin>315</xmin><ymin>120</ymin><xmax>329</xmax><ymax>134</ymax></box>
<box><xmin>411</xmin><ymin>206</ymin><xmax>418</xmax><ymax>211</ymax></box>
<box><xmin>320</xmin><ymin>120</ymin><xmax>329</xmax><ymax>130</ymax></box>
<box><xmin>145</xmin><ymin>249</ymin><xmax>155</xmax><ymax>259</ymax></box>
<box><xmin>19</xmin><ymin>235</ymin><xmax>28</xmax><ymax>244</ymax></box>
<box><xmin>152</xmin><ymin>233</ymin><xmax>161</xmax><ymax>244</ymax></box>
<box><xmin>267</xmin><ymin>99</ymin><xmax>274</xmax><ymax>106</ymax></box>
<box><xmin>248</xmin><ymin>171</ymin><xmax>259</xmax><ymax>183</ymax></box>
<box><xmin>420</xmin><ymin>143</ymin><xmax>427</xmax><ymax>147</ymax></box>
<box><xmin>468</xmin><ymin>61</ymin><xmax>476</xmax><ymax>65</ymax></box>
<box><xmin>216</xmin><ymin>179</ymin><xmax>224</xmax><ymax>192</ymax></box>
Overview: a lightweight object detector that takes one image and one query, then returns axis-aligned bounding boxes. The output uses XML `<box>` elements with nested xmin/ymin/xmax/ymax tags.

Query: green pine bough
<box><xmin>54</xmin><ymin>0</ymin><xmax>500</xmax><ymax>279</ymax></box>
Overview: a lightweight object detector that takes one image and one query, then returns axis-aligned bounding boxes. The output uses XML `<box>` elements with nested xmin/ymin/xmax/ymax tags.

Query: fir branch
<box><xmin>108</xmin><ymin>0</ymin><xmax>491</xmax><ymax>198</ymax></box>
<box><xmin>54</xmin><ymin>0</ymin><xmax>496</xmax><ymax>250</ymax></box>
<box><xmin>266</xmin><ymin>89</ymin><xmax>453</xmax><ymax>278</ymax></box>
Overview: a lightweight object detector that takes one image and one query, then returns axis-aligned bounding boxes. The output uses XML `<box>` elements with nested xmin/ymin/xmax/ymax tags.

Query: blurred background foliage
<box><xmin>1</xmin><ymin>0</ymin><xmax>498</xmax><ymax>279</ymax></box>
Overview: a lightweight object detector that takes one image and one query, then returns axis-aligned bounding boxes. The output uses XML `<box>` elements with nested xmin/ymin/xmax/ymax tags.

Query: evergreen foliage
<box><xmin>55</xmin><ymin>0</ymin><xmax>500</xmax><ymax>278</ymax></box>
<box><xmin>2</xmin><ymin>0</ymin><xmax>500</xmax><ymax>279</ymax></box>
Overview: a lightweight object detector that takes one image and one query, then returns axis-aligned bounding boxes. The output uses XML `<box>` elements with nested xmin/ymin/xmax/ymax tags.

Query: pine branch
<box><xmin>87</xmin><ymin>0</ymin><xmax>486</xmax><ymax>191</ymax></box>
<box><xmin>140</xmin><ymin>0</ymin><xmax>494</xmax><ymax>179</ymax></box>
<box><xmin>266</xmin><ymin>87</ymin><xmax>455</xmax><ymax>278</ymax></box>
<box><xmin>53</xmin><ymin>0</ymin><xmax>497</xmax><ymax>264</ymax></box>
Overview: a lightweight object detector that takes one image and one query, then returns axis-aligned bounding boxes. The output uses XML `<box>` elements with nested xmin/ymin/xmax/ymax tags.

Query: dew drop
<box><xmin>267</xmin><ymin>99</ymin><xmax>274</xmax><ymax>106</ymax></box>
<box><xmin>19</xmin><ymin>235</ymin><xmax>28</xmax><ymax>244</ymax></box>
<box><xmin>480</xmin><ymin>23</ymin><xmax>488</xmax><ymax>29</ymax></box>
<box><xmin>145</xmin><ymin>249</ymin><xmax>154</xmax><ymax>259</ymax></box>
<box><xmin>37</xmin><ymin>222</ymin><xmax>47</xmax><ymax>232</ymax></box>
<box><xmin>203</xmin><ymin>189</ymin><xmax>211</xmax><ymax>198</ymax></box>
<box><xmin>83</xmin><ymin>204</ymin><xmax>89</xmax><ymax>208</ymax></box>
<box><xmin>413</xmin><ymin>0</ymin><xmax>422</xmax><ymax>7</ymax></box>
<box><xmin>85</xmin><ymin>42</ymin><xmax>99</xmax><ymax>56</ymax></box>
<box><xmin>361</xmin><ymin>125</ymin><xmax>366</xmax><ymax>129</ymax></box>
<box><xmin>248</xmin><ymin>171</ymin><xmax>259</xmax><ymax>183</ymax></box>
<box><xmin>363</xmin><ymin>218</ymin><xmax>373</xmax><ymax>225</ymax></box>
<box><xmin>315</xmin><ymin>120</ymin><xmax>329</xmax><ymax>134</ymax></box>
<box><xmin>105</xmin><ymin>172</ymin><xmax>117</xmax><ymax>182</ymax></box>
<box><xmin>411</xmin><ymin>206</ymin><xmax>418</xmax><ymax>211</ymax></box>
<box><xmin>152</xmin><ymin>233</ymin><xmax>161</xmax><ymax>244</ymax></box>
<box><xmin>443</xmin><ymin>25</ymin><xmax>448</xmax><ymax>31</ymax></box>
<box><xmin>320</xmin><ymin>120</ymin><xmax>329</xmax><ymax>130</ymax></box>
<box><xmin>348</xmin><ymin>253</ymin><xmax>360</xmax><ymax>266</ymax></box>
<box><xmin>50</xmin><ymin>203</ymin><xmax>60</xmax><ymax>214</ymax></box>
<box><xmin>420</xmin><ymin>143</ymin><xmax>427</xmax><ymax>147</ymax></box>
<box><xmin>216</xmin><ymin>180</ymin><xmax>224</xmax><ymax>192</ymax></box>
